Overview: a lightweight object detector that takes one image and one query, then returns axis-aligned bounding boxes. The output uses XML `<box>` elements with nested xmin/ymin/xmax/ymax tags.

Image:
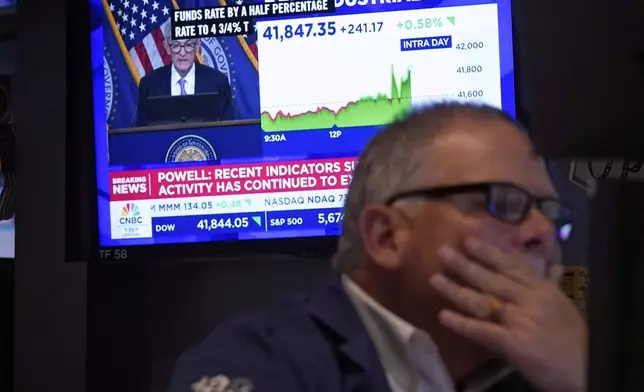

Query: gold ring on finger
<box><xmin>488</xmin><ymin>297</ymin><xmax>505</xmax><ymax>318</ymax></box>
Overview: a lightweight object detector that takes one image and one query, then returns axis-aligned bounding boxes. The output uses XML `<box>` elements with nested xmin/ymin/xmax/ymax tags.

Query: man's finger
<box><xmin>438</xmin><ymin>246</ymin><xmax>523</xmax><ymax>301</ymax></box>
<box><xmin>464</xmin><ymin>237</ymin><xmax>539</xmax><ymax>286</ymax></box>
<box><xmin>430</xmin><ymin>273</ymin><xmax>501</xmax><ymax>319</ymax></box>
<box><xmin>437</xmin><ymin>309</ymin><xmax>509</xmax><ymax>353</ymax></box>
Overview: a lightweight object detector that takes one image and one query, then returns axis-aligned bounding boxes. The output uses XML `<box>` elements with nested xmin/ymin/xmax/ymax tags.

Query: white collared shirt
<box><xmin>170</xmin><ymin>64</ymin><xmax>196</xmax><ymax>96</ymax></box>
<box><xmin>342</xmin><ymin>275</ymin><xmax>511</xmax><ymax>392</ymax></box>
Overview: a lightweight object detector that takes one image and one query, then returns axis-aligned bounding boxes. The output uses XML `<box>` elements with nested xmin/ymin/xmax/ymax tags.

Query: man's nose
<box><xmin>515</xmin><ymin>207</ymin><xmax>557</xmax><ymax>253</ymax></box>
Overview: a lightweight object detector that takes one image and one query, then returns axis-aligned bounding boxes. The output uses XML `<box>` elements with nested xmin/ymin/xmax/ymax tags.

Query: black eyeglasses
<box><xmin>168</xmin><ymin>41</ymin><xmax>197</xmax><ymax>54</ymax></box>
<box><xmin>385</xmin><ymin>182</ymin><xmax>573</xmax><ymax>241</ymax></box>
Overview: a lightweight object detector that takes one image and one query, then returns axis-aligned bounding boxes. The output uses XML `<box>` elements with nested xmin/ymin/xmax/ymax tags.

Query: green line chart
<box><xmin>261</xmin><ymin>66</ymin><xmax>412</xmax><ymax>132</ymax></box>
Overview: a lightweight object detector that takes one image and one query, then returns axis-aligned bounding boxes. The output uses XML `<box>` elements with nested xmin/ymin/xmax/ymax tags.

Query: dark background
<box><xmin>0</xmin><ymin>6</ymin><xmax>15</xmax><ymax>391</ymax></box>
<box><xmin>5</xmin><ymin>0</ymin><xmax>643</xmax><ymax>391</ymax></box>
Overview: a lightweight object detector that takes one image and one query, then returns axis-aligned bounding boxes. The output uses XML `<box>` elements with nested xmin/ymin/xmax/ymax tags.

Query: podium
<box><xmin>108</xmin><ymin>119</ymin><xmax>262</xmax><ymax>165</ymax></box>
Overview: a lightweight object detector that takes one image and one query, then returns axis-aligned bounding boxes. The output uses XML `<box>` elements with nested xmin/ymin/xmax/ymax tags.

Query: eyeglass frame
<box><xmin>168</xmin><ymin>40</ymin><xmax>198</xmax><ymax>54</ymax></box>
<box><xmin>384</xmin><ymin>181</ymin><xmax>573</xmax><ymax>238</ymax></box>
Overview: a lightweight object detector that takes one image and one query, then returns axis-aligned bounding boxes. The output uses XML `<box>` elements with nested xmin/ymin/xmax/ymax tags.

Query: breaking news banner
<box><xmin>172</xmin><ymin>0</ymin><xmax>336</xmax><ymax>38</ymax></box>
<box><xmin>109</xmin><ymin>157</ymin><xmax>357</xmax><ymax>201</ymax></box>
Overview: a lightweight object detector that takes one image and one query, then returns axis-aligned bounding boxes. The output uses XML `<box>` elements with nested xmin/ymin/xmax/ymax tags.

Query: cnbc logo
<box><xmin>119</xmin><ymin>203</ymin><xmax>143</xmax><ymax>225</ymax></box>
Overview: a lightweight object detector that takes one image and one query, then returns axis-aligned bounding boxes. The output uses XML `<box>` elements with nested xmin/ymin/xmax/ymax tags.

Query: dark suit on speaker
<box><xmin>134</xmin><ymin>63</ymin><xmax>235</xmax><ymax>127</ymax></box>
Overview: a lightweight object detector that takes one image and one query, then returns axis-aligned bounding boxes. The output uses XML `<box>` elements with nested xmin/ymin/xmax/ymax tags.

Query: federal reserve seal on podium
<box><xmin>165</xmin><ymin>135</ymin><xmax>218</xmax><ymax>163</ymax></box>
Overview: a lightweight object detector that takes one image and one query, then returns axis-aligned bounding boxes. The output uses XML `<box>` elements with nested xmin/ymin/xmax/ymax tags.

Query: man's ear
<box><xmin>358</xmin><ymin>205</ymin><xmax>409</xmax><ymax>270</ymax></box>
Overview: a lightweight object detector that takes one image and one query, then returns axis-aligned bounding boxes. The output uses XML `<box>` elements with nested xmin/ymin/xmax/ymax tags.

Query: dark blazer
<box><xmin>135</xmin><ymin>63</ymin><xmax>235</xmax><ymax>127</ymax></box>
<box><xmin>167</xmin><ymin>273</ymin><xmax>536</xmax><ymax>392</ymax></box>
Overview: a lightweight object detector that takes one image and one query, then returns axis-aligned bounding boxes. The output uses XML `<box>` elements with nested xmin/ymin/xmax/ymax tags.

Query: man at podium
<box><xmin>134</xmin><ymin>33</ymin><xmax>236</xmax><ymax>127</ymax></box>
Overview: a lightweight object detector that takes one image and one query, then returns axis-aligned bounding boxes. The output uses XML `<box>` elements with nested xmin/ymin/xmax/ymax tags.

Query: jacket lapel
<box><xmin>193</xmin><ymin>64</ymin><xmax>206</xmax><ymax>95</ymax></box>
<box><xmin>163</xmin><ymin>65</ymin><xmax>172</xmax><ymax>96</ymax></box>
<box><xmin>308</xmin><ymin>274</ymin><xmax>392</xmax><ymax>392</ymax></box>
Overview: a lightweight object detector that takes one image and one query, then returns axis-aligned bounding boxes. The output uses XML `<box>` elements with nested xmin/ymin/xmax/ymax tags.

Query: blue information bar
<box><xmin>400</xmin><ymin>35</ymin><xmax>452</xmax><ymax>51</ymax></box>
<box><xmin>262</xmin><ymin>125</ymin><xmax>380</xmax><ymax>157</ymax></box>
<box><xmin>266</xmin><ymin>208</ymin><xmax>344</xmax><ymax>231</ymax></box>
<box><xmin>264</xmin><ymin>0</ymin><xmax>497</xmax><ymax>21</ymax></box>
<box><xmin>152</xmin><ymin>212</ymin><xmax>264</xmax><ymax>236</ymax></box>
<box><xmin>150</xmin><ymin>207</ymin><xmax>345</xmax><ymax>237</ymax></box>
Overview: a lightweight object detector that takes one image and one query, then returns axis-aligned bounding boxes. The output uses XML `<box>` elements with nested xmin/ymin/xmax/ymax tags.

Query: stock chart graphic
<box><xmin>261</xmin><ymin>66</ymin><xmax>412</xmax><ymax>131</ymax></box>
<box><xmin>257</xmin><ymin>3</ymin><xmax>503</xmax><ymax>133</ymax></box>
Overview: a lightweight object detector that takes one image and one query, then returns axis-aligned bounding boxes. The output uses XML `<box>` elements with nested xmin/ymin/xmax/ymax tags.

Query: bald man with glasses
<box><xmin>168</xmin><ymin>103</ymin><xmax>587</xmax><ymax>392</ymax></box>
<box><xmin>135</xmin><ymin>34</ymin><xmax>235</xmax><ymax>127</ymax></box>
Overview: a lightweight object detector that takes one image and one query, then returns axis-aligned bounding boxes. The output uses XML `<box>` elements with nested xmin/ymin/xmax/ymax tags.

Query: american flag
<box><xmin>108</xmin><ymin>0</ymin><xmax>259</xmax><ymax>79</ymax></box>
<box><xmin>233</xmin><ymin>0</ymin><xmax>258</xmax><ymax>61</ymax></box>
<box><xmin>108</xmin><ymin>0</ymin><xmax>175</xmax><ymax>79</ymax></box>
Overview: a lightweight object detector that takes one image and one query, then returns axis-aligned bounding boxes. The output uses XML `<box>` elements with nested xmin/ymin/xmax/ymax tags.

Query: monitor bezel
<box><xmin>0</xmin><ymin>5</ymin><xmax>16</xmax><ymax>16</ymax></box>
<box><xmin>76</xmin><ymin>0</ymin><xmax>526</xmax><ymax>263</ymax></box>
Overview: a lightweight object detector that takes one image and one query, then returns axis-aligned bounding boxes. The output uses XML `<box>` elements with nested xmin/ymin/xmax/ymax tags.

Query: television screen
<box><xmin>0</xmin><ymin>173</ymin><xmax>14</xmax><ymax>259</ymax></box>
<box><xmin>91</xmin><ymin>0</ymin><xmax>515</xmax><ymax>247</ymax></box>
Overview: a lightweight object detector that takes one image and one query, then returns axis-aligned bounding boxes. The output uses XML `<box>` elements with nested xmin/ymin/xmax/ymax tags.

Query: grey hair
<box><xmin>332</xmin><ymin>102</ymin><xmax>521</xmax><ymax>272</ymax></box>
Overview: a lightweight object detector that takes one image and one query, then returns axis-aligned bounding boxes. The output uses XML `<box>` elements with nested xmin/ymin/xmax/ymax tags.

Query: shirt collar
<box><xmin>343</xmin><ymin>275</ymin><xmax>444</xmax><ymax>390</ymax></box>
<box><xmin>461</xmin><ymin>362</ymin><xmax>514</xmax><ymax>392</ymax></box>
<box><xmin>342</xmin><ymin>275</ymin><xmax>416</xmax><ymax>342</ymax></box>
<box><xmin>342</xmin><ymin>274</ymin><xmax>513</xmax><ymax>392</ymax></box>
<box><xmin>171</xmin><ymin>63</ymin><xmax>196</xmax><ymax>86</ymax></box>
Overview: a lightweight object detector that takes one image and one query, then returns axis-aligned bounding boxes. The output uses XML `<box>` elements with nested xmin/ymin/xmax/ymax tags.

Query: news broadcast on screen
<box><xmin>91</xmin><ymin>0</ymin><xmax>515</xmax><ymax>247</ymax></box>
